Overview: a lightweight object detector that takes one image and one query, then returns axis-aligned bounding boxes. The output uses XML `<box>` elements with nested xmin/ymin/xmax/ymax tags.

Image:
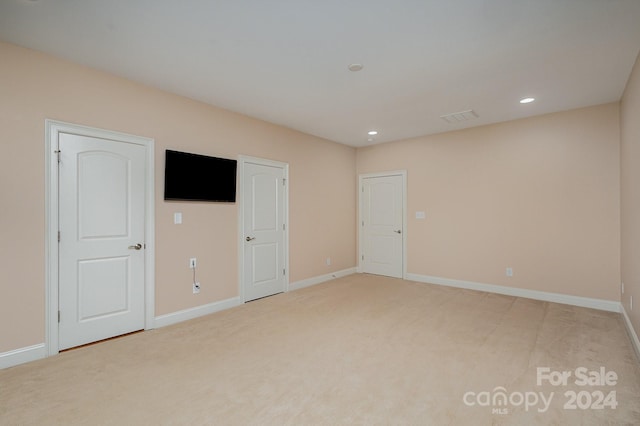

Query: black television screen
<box><xmin>164</xmin><ymin>150</ymin><xmax>237</xmax><ymax>202</ymax></box>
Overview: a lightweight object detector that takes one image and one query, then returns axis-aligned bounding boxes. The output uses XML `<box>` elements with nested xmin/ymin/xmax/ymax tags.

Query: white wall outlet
<box><xmin>193</xmin><ymin>282</ymin><xmax>201</xmax><ymax>294</ymax></box>
<box><xmin>506</xmin><ymin>267</ymin><xmax>513</xmax><ymax>277</ymax></box>
<box><xmin>621</xmin><ymin>282</ymin><xmax>625</xmax><ymax>294</ymax></box>
<box><xmin>415</xmin><ymin>211</ymin><xmax>426</xmax><ymax>219</ymax></box>
<box><xmin>189</xmin><ymin>258</ymin><xmax>197</xmax><ymax>269</ymax></box>
<box><xmin>326</xmin><ymin>257</ymin><xmax>331</xmax><ymax>266</ymax></box>
<box><xmin>174</xmin><ymin>212</ymin><xmax>182</xmax><ymax>224</ymax></box>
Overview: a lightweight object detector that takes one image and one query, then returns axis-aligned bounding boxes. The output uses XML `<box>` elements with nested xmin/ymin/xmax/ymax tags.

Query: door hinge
<box><xmin>283</xmin><ymin>178</ymin><xmax>286</xmax><ymax>186</ymax></box>
<box><xmin>283</xmin><ymin>268</ymin><xmax>286</xmax><ymax>275</ymax></box>
<box><xmin>58</xmin><ymin>310</ymin><xmax>61</xmax><ymax>323</ymax></box>
<box><xmin>362</xmin><ymin>255</ymin><xmax>364</xmax><ymax>261</ymax></box>
<box><xmin>362</xmin><ymin>220</ymin><xmax>364</xmax><ymax>227</ymax></box>
<box><xmin>362</xmin><ymin>186</ymin><xmax>364</xmax><ymax>193</ymax></box>
<box><xmin>54</xmin><ymin>149</ymin><xmax>61</xmax><ymax>163</ymax></box>
<box><xmin>283</xmin><ymin>223</ymin><xmax>286</xmax><ymax>231</ymax></box>
<box><xmin>58</xmin><ymin>231</ymin><xmax>61</xmax><ymax>242</ymax></box>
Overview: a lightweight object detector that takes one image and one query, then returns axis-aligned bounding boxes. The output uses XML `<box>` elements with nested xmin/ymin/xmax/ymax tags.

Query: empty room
<box><xmin>1</xmin><ymin>1</ymin><xmax>640</xmax><ymax>424</ymax></box>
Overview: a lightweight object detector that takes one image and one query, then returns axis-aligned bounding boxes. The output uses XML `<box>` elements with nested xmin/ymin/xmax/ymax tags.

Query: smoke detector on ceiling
<box><xmin>440</xmin><ymin>109</ymin><xmax>479</xmax><ymax>123</ymax></box>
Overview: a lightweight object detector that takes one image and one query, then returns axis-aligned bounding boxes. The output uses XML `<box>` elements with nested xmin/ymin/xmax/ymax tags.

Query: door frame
<box><xmin>45</xmin><ymin>119</ymin><xmax>155</xmax><ymax>356</ymax></box>
<box><xmin>358</xmin><ymin>170</ymin><xmax>407</xmax><ymax>278</ymax></box>
<box><xmin>237</xmin><ymin>155</ymin><xmax>289</xmax><ymax>303</ymax></box>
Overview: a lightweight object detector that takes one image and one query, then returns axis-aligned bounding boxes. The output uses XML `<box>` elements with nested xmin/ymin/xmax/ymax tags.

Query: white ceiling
<box><xmin>1</xmin><ymin>0</ymin><xmax>640</xmax><ymax>147</ymax></box>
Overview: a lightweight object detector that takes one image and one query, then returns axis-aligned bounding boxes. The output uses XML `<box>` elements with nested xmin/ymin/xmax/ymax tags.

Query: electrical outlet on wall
<box><xmin>621</xmin><ymin>282</ymin><xmax>625</xmax><ymax>294</ymax></box>
<box><xmin>189</xmin><ymin>258</ymin><xmax>197</xmax><ymax>269</ymax></box>
<box><xmin>193</xmin><ymin>282</ymin><xmax>201</xmax><ymax>294</ymax></box>
<box><xmin>506</xmin><ymin>267</ymin><xmax>513</xmax><ymax>277</ymax></box>
<box><xmin>326</xmin><ymin>257</ymin><xmax>331</xmax><ymax>266</ymax></box>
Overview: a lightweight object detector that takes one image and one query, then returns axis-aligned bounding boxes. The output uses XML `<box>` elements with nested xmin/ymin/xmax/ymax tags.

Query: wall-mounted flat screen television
<box><xmin>164</xmin><ymin>150</ymin><xmax>237</xmax><ymax>202</ymax></box>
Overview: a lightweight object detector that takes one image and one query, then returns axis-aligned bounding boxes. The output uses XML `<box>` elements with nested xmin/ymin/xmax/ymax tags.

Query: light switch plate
<box><xmin>415</xmin><ymin>211</ymin><xmax>426</xmax><ymax>219</ymax></box>
<box><xmin>174</xmin><ymin>212</ymin><xmax>182</xmax><ymax>224</ymax></box>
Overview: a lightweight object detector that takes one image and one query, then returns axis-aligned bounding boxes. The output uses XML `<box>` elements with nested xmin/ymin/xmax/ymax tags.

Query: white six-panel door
<box><xmin>242</xmin><ymin>160</ymin><xmax>287</xmax><ymax>302</ymax></box>
<box><xmin>58</xmin><ymin>133</ymin><xmax>146</xmax><ymax>350</ymax></box>
<box><xmin>361</xmin><ymin>173</ymin><xmax>405</xmax><ymax>278</ymax></box>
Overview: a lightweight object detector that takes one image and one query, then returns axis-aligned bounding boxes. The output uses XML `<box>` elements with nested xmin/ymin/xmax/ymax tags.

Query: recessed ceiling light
<box><xmin>520</xmin><ymin>97</ymin><xmax>535</xmax><ymax>104</ymax></box>
<box><xmin>367</xmin><ymin>130</ymin><xmax>378</xmax><ymax>136</ymax></box>
<box><xmin>348</xmin><ymin>63</ymin><xmax>363</xmax><ymax>72</ymax></box>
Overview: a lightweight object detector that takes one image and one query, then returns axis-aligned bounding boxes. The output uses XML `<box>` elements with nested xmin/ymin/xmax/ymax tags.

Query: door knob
<box><xmin>394</xmin><ymin>230</ymin><xmax>402</xmax><ymax>234</ymax></box>
<box><xmin>128</xmin><ymin>243</ymin><xmax>142</xmax><ymax>250</ymax></box>
<box><xmin>245</xmin><ymin>236</ymin><xmax>256</xmax><ymax>242</ymax></box>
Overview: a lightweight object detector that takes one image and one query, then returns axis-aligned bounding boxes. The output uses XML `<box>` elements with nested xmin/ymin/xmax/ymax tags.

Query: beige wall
<box><xmin>621</xmin><ymin>50</ymin><xmax>640</xmax><ymax>336</ymax></box>
<box><xmin>0</xmin><ymin>41</ymin><xmax>356</xmax><ymax>353</ymax></box>
<box><xmin>357</xmin><ymin>103</ymin><xmax>621</xmax><ymax>301</ymax></box>
<box><xmin>0</xmin><ymin>37</ymin><xmax>631</xmax><ymax>357</ymax></box>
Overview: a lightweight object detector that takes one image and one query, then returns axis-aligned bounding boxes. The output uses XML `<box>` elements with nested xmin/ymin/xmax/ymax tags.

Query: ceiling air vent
<box><xmin>440</xmin><ymin>109</ymin><xmax>478</xmax><ymax>123</ymax></box>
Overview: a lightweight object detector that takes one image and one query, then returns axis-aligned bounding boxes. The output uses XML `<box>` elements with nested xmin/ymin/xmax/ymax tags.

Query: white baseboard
<box><xmin>1</xmin><ymin>298</ymin><xmax>242</xmax><ymax>369</ymax></box>
<box><xmin>621</xmin><ymin>306</ymin><xmax>640</xmax><ymax>362</ymax></box>
<box><xmin>5</xmin><ymin>273</ymin><xmax>629</xmax><ymax>370</ymax></box>
<box><xmin>0</xmin><ymin>343</ymin><xmax>46</xmax><ymax>370</ymax></box>
<box><xmin>289</xmin><ymin>267</ymin><xmax>357</xmax><ymax>292</ymax></box>
<box><xmin>156</xmin><ymin>269</ymin><xmax>357</xmax><ymax>328</ymax></box>
<box><xmin>405</xmin><ymin>273</ymin><xmax>621</xmax><ymax>313</ymax></box>
<box><xmin>154</xmin><ymin>296</ymin><xmax>241</xmax><ymax>328</ymax></box>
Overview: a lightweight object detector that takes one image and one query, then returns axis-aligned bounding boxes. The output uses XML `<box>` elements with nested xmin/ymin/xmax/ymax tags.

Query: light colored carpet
<box><xmin>1</xmin><ymin>274</ymin><xmax>639</xmax><ymax>425</ymax></box>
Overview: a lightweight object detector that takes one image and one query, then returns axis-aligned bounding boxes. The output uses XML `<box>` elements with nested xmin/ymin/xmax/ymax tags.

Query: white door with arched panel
<box><xmin>360</xmin><ymin>172</ymin><xmax>405</xmax><ymax>278</ymax></box>
<box><xmin>58</xmin><ymin>133</ymin><xmax>146</xmax><ymax>350</ymax></box>
<box><xmin>241</xmin><ymin>158</ymin><xmax>288</xmax><ymax>302</ymax></box>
